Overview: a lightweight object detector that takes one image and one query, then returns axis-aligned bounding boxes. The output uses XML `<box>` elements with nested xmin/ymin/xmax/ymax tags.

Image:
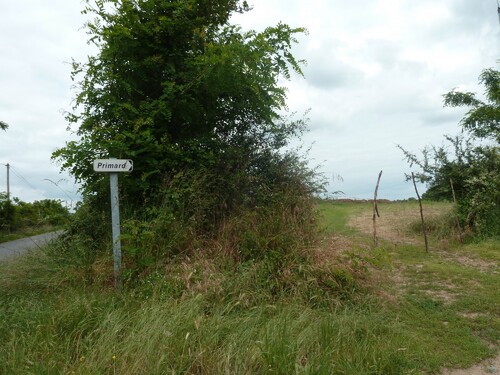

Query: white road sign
<box><xmin>93</xmin><ymin>159</ymin><xmax>133</xmax><ymax>173</ymax></box>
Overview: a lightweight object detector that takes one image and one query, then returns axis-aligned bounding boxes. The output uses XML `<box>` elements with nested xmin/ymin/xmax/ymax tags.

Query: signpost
<box><xmin>93</xmin><ymin>159</ymin><xmax>133</xmax><ymax>173</ymax></box>
<box><xmin>93</xmin><ymin>158</ymin><xmax>133</xmax><ymax>289</ymax></box>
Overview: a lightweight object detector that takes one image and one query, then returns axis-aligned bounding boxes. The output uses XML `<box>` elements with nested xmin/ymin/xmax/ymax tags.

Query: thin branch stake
<box><xmin>412</xmin><ymin>172</ymin><xmax>429</xmax><ymax>252</ymax></box>
<box><xmin>373</xmin><ymin>170</ymin><xmax>383</xmax><ymax>247</ymax></box>
<box><xmin>450</xmin><ymin>178</ymin><xmax>463</xmax><ymax>244</ymax></box>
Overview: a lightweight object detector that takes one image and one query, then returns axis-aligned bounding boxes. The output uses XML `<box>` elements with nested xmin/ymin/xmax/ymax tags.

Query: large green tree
<box><xmin>53</xmin><ymin>0</ymin><xmax>317</xmax><ymax>229</ymax></box>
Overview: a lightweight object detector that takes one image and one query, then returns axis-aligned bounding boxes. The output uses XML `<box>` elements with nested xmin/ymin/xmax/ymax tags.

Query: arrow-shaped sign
<box><xmin>93</xmin><ymin>159</ymin><xmax>133</xmax><ymax>173</ymax></box>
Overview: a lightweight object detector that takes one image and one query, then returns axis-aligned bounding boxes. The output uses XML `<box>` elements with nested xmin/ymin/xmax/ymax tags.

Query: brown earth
<box><xmin>441</xmin><ymin>356</ymin><xmax>500</xmax><ymax>375</ymax></box>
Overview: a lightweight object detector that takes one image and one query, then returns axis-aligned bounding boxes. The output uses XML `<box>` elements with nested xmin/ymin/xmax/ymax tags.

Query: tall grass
<box><xmin>0</xmin><ymin>201</ymin><xmax>497</xmax><ymax>374</ymax></box>
<box><xmin>0</xmin><ymin>261</ymin><xmax>417</xmax><ymax>374</ymax></box>
<box><xmin>406</xmin><ymin>203</ymin><xmax>469</xmax><ymax>242</ymax></box>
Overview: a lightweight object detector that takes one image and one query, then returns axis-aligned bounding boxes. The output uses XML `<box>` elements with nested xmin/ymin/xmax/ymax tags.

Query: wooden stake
<box><xmin>450</xmin><ymin>178</ymin><xmax>463</xmax><ymax>244</ymax></box>
<box><xmin>412</xmin><ymin>172</ymin><xmax>429</xmax><ymax>252</ymax></box>
<box><xmin>373</xmin><ymin>170</ymin><xmax>383</xmax><ymax>247</ymax></box>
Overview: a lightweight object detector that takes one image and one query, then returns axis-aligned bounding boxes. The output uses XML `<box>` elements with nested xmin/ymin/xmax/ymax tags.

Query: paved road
<box><xmin>0</xmin><ymin>231</ymin><xmax>63</xmax><ymax>260</ymax></box>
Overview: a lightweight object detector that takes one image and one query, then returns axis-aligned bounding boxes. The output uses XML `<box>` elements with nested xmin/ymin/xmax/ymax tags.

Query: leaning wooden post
<box><xmin>450</xmin><ymin>178</ymin><xmax>463</xmax><ymax>244</ymax></box>
<box><xmin>412</xmin><ymin>172</ymin><xmax>429</xmax><ymax>252</ymax></box>
<box><xmin>373</xmin><ymin>170</ymin><xmax>383</xmax><ymax>247</ymax></box>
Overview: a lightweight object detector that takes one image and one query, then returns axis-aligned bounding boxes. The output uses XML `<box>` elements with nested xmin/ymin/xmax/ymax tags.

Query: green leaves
<box><xmin>444</xmin><ymin>68</ymin><xmax>500</xmax><ymax>143</ymax></box>
<box><xmin>0</xmin><ymin>194</ymin><xmax>70</xmax><ymax>231</ymax></box>
<box><xmin>54</xmin><ymin>0</ymin><xmax>309</xmax><ymax>203</ymax></box>
<box><xmin>53</xmin><ymin>0</ymin><xmax>321</xmax><ymax>254</ymax></box>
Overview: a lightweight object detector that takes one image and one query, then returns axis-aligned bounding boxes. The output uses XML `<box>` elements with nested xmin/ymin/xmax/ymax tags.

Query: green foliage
<box><xmin>399</xmin><ymin>135</ymin><xmax>473</xmax><ymax>201</ymax></box>
<box><xmin>52</xmin><ymin>0</ymin><xmax>310</xmax><ymax>208</ymax></box>
<box><xmin>0</xmin><ymin>278</ymin><xmax>409</xmax><ymax>375</ymax></box>
<box><xmin>116</xmin><ymin>182</ymin><xmax>319</xmax><ymax>283</ymax></box>
<box><xmin>400</xmin><ymin>138</ymin><xmax>500</xmax><ymax>237</ymax></box>
<box><xmin>51</xmin><ymin>0</ymin><xmax>322</xmax><ymax>278</ymax></box>
<box><xmin>0</xmin><ymin>198</ymin><xmax>499</xmax><ymax>374</ymax></box>
<box><xmin>399</xmin><ymin>68</ymin><xmax>500</xmax><ymax>238</ymax></box>
<box><xmin>0</xmin><ymin>193</ymin><xmax>70</xmax><ymax>233</ymax></box>
<box><xmin>407</xmin><ymin>203</ymin><xmax>464</xmax><ymax>241</ymax></box>
<box><xmin>0</xmin><ymin>193</ymin><xmax>14</xmax><ymax>231</ymax></box>
<box><xmin>0</xmin><ymin>120</ymin><xmax>8</xmax><ymax>131</ymax></box>
<box><xmin>49</xmin><ymin>200</ymin><xmax>110</xmax><ymax>272</ymax></box>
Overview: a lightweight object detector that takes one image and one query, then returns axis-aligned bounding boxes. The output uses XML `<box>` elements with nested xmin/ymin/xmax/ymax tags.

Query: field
<box><xmin>0</xmin><ymin>201</ymin><xmax>498</xmax><ymax>374</ymax></box>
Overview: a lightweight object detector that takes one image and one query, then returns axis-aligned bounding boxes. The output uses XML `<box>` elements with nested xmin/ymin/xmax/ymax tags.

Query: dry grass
<box><xmin>347</xmin><ymin>201</ymin><xmax>448</xmax><ymax>246</ymax></box>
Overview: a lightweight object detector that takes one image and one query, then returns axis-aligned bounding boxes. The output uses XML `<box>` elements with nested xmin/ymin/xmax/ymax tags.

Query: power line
<box><xmin>9</xmin><ymin>166</ymin><xmax>42</xmax><ymax>195</ymax></box>
<box><xmin>43</xmin><ymin>178</ymin><xmax>75</xmax><ymax>202</ymax></box>
<box><xmin>8</xmin><ymin>165</ymin><xmax>77</xmax><ymax>203</ymax></box>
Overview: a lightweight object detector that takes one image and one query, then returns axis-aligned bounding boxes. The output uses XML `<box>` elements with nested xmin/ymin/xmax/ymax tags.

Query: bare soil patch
<box><xmin>441</xmin><ymin>253</ymin><xmax>498</xmax><ymax>274</ymax></box>
<box><xmin>441</xmin><ymin>354</ymin><xmax>500</xmax><ymax>375</ymax></box>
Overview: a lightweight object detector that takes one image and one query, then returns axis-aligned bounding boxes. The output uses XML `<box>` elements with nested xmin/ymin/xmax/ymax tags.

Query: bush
<box><xmin>400</xmin><ymin>136</ymin><xmax>500</xmax><ymax>238</ymax></box>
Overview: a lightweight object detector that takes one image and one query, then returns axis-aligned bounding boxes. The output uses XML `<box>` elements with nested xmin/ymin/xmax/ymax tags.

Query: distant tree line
<box><xmin>0</xmin><ymin>193</ymin><xmax>70</xmax><ymax>232</ymax></box>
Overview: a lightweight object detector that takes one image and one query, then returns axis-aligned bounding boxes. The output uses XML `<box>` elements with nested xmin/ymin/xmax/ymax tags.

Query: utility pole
<box><xmin>6</xmin><ymin>163</ymin><xmax>9</xmax><ymax>201</ymax></box>
<box><xmin>497</xmin><ymin>0</ymin><xmax>500</xmax><ymax>25</ymax></box>
<box><xmin>4</xmin><ymin>163</ymin><xmax>11</xmax><ymax>233</ymax></box>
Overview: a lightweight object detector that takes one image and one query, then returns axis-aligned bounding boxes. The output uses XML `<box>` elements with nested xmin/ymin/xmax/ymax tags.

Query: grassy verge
<box><xmin>0</xmin><ymin>201</ymin><xmax>497</xmax><ymax>374</ymax></box>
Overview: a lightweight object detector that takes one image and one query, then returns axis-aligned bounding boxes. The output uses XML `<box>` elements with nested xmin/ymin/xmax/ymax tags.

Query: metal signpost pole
<box><xmin>109</xmin><ymin>172</ymin><xmax>122</xmax><ymax>290</ymax></box>
<box><xmin>93</xmin><ymin>158</ymin><xmax>133</xmax><ymax>291</ymax></box>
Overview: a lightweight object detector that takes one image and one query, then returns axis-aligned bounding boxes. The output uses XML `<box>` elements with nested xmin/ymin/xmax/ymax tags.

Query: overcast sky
<box><xmin>1</xmin><ymin>0</ymin><xmax>499</xmax><ymax>205</ymax></box>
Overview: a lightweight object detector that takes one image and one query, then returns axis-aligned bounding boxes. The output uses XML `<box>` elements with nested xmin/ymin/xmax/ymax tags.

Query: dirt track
<box><xmin>348</xmin><ymin>204</ymin><xmax>500</xmax><ymax>375</ymax></box>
